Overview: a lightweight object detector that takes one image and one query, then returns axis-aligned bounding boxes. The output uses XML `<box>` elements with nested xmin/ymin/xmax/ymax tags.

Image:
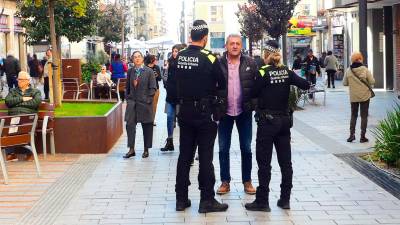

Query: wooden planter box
<box><xmin>52</xmin><ymin>101</ymin><xmax>123</xmax><ymax>154</ymax></box>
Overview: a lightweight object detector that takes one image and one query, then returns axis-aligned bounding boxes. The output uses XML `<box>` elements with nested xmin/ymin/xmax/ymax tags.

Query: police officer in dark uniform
<box><xmin>175</xmin><ymin>20</ymin><xmax>228</xmax><ymax>213</ymax></box>
<box><xmin>245</xmin><ymin>40</ymin><xmax>310</xmax><ymax>212</ymax></box>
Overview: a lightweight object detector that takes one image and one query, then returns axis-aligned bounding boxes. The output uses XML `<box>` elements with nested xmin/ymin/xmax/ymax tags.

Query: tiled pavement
<box><xmin>5</xmin><ymin>87</ymin><xmax>400</xmax><ymax>225</ymax></box>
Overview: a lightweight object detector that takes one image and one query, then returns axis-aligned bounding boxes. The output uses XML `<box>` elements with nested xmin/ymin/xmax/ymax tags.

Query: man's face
<box><xmin>308</xmin><ymin>51</ymin><xmax>313</xmax><ymax>57</ymax></box>
<box><xmin>46</xmin><ymin>50</ymin><xmax>52</xmax><ymax>57</ymax></box>
<box><xmin>226</xmin><ymin>36</ymin><xmax>242</xmax><ymax>57</ymax></box>
<box><xmin>132</xmin><ymin>53</ymin><xmax>144</xmax><ymax>66</ymax></box>
<box><xmin>18</xmin><ymin>75</ymin><xmax>30</xmax><ymax>89</ymax></box>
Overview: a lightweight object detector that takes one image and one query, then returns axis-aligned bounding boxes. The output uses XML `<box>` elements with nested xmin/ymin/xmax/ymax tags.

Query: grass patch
<box><xmin>55</xmin><ymin>102</ymin><xmax>115</xmax><ymax>117</ymax></box>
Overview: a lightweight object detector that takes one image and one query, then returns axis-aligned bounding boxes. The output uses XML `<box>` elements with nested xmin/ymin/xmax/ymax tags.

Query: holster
<box><xmin>211</xmin><ymin>97</ymin><xmax>226</xmax><ymax>121</ymax></box>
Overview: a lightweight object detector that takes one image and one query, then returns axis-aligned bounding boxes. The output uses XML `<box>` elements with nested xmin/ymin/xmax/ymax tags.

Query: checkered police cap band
<box><xmin>191</xmin><ymin>24</ymin><xmax>208</xmax><ymax>31</ymax></box>
<box><xmin>264</xmin><ymin>45</ymin><xmax>279</xmax><ymax>53</ymax></box>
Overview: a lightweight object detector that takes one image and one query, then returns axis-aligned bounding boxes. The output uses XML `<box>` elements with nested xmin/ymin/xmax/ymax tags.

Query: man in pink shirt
<box><xmin>216</xmin><ymin>34</ymin><xmax>258</xmax><ymax>195</ymax></box>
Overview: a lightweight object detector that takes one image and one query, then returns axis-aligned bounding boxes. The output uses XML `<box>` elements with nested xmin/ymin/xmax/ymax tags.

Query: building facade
<box><xmin>0</xmin><ymin>0</ymin><xmax>28</xmax><ymax>70</ymax></box>
<box><xmin>132</xmin><ymin>0</ymin><xmax>166</xmax><ymax>41</ymax></box>
<box><xmin>194</xmin><ymin>0</ymin><xmax>246</xmax><ymax>53</ymax></box>
<box><xmin>328</xmin><ymin>0</ymin><xmax>400</xmax><ymax>92</ymax></box>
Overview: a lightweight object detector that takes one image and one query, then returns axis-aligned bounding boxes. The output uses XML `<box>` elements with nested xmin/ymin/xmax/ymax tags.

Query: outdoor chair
<box><xmin>0</xmin><ymin>114</ymin><xmax>41</xmax><ymax>184</ymax></box>
<box><xmin>36</xmin><ymin>103</ymin><xmax>55</xmax><ymax>159</ymax></box>
<box><xmin>110</xmin><ymin>78</ymin><xmax>127</xmax><ymax>102</ymax></box>
<box><xmin>62</xmin><ymin>78</ymin><xmax>90</xmax><ymax>100</ymax></box>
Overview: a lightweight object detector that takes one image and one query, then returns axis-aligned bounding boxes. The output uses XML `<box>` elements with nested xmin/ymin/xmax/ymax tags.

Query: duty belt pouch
<box><xmin>197</xmin><ymin>98</ymin><xmax>212</xmax><ymax>115</ymax></box>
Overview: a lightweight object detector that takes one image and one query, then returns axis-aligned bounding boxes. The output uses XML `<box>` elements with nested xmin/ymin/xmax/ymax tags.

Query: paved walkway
<box><xmin>7</xmin><ymin>88</ymin><xmax>400</xmax><ymax>225</ymax></box>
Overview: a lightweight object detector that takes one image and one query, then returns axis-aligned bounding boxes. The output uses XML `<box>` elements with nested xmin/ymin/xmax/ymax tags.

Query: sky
<box><xmin>158</xmin><ymin>0</ymin><xmax>182</xmax><ymax>41</ymax></box>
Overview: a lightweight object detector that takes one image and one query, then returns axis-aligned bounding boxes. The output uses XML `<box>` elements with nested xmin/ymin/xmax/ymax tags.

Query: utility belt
<box><xmin>178</xmin><ymin>96</ymin><xmax>225</xmax><ymax>121</ymax></box>
<box><xmin>255</xmin><ymin>109</ymin><xmax>290</xmax><ymax>123</ymax></box>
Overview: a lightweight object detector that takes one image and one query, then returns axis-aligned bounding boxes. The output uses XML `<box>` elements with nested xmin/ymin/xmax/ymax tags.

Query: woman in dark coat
<box><xmin>123</xmin><ymin>51</ymin><xmax>157</xmax><ymax>159</ymax></box>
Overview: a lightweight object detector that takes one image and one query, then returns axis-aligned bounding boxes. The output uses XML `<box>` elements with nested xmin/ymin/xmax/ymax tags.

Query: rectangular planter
<box><xmin>53</xmin><ymin>101</ymin><xmax>123</xmax><ymax>154</ymax></box>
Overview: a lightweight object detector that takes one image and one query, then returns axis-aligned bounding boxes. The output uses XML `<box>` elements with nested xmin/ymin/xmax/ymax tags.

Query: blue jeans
<box><xmin>166</xmin><ymin>102</ymin><xmax>176</xmax><ymax>138</ymax></box>
<box><xmin>218</xmin><ymin>111</ymin><xmax>253</xmax><ymax>183</ymax></box>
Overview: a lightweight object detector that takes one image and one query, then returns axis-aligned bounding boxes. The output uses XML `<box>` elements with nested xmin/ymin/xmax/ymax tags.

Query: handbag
<box><xmin>351</xmin><ymin>68</ymin><xmax>375</xmax><ymax>98</ymax></box>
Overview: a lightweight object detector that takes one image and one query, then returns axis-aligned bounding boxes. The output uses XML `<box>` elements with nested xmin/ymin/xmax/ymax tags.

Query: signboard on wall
<box><xmin>0</xmin><ymin>15</ymin><xmax>10</xmax><ymax>33</ymax></box>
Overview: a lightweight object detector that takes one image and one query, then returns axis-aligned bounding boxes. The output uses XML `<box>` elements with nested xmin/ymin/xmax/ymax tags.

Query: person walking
<box><xmin>324</xmin><ymin>51</ymin><xmax>338</xmax><ymax>88</ymax></box>
<box><xmin>319</xmin><ymin>51</ymin><xmax>327</xmax><ymax>83</ymax></box>
<box><xmin>216</xmin><ymin>34</ymin><xmax>258</xmax><ymax>196</ymax></box>
<box><xmin>160</xmin><ymin>44</ymin><xmax>185</xmax><ymax>152</ymax></box>
<box><xmin>245</xmin><ymin>40</ymin><xmax>310</xmax><ymax>212</ymax></box>
<box><xmin>4</xmin><ymin>51</ymin><xmax>21</xmax><ymax>89</ymax></box>
<box><xmin>146</xmin><ymin>55</ymin><xmax>162</xmax><ymax>126</ymax></box>
<box><xmin>343</xmin><ymin>52</ymin><xmax>375</xmax><ymax>143</ymax></box>
<box><xmin>28</xmin><ymin>54</ymin><xmax>42</xmax><ymax>88</ymax></box>
<box><xmin>175</xmin><ymin>20</ymin><xmax>227</xmax><ymax>213</ymax></box>
<box><xmin>123</xmin><ymin>51</ymin><xmax>157</xmax><ymax>159</ymax></box>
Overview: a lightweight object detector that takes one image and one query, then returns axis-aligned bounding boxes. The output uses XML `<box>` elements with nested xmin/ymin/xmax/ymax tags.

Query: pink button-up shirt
<box><xmin>226</xmin><ymin>57</ymin><xmax>242</xmax><ymax>116</ymax></box>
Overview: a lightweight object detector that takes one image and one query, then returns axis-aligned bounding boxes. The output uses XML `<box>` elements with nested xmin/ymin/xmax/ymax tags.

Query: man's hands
<box><xmin>22</xmin><ymin>97</ymin><xmax>32</xmax><ymax>102</ymax></box>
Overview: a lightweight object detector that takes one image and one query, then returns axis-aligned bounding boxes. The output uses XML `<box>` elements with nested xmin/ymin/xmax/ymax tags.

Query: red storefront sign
<box><xmin>14</xmin><ymin>17</ymin><xmax>23</xmax><ymax>33</ymax></box>
<box><xmin>0</xmin><ymin>15</ymin><xmax>10</xmax><ymax>33</ymax></box>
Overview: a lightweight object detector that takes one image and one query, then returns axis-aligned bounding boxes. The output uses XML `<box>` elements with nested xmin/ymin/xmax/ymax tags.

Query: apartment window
<box><xmin>210</xmin><ymin>32</ymin><xmax>225</xmax><ymax>49</ymax></box>
<box><xmin>210</xmin><ymin>5</ymin><xmax>223</xmax><ymax>22</ymax></box>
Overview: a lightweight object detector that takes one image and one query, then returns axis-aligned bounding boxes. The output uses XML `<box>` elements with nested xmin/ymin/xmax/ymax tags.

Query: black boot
<box><xmin>176</xmin><ymin>199</ymin><xmax>191</xmax><ymax>211</ymax></box>
<box><xmin>198</xmin><ymin>198</ymin><xmax>228</xmax><ymax>213</ymax></box>
<box><xmin>161</xmin><ymin>138</ymin><xmax>174</xmax><ymax>152</ymax></box>
<box><xmin>360</xmin><ymin>136</ymin><xmax>369</xmax><ymax>143</ymax></box>
<box><xmin>277</xmin><ymin>199</ymin><xmax>290</xmax><ymax>209</ymax></box>
<box><xmin>123</xmin><ymin>148</ymin><xmax>135</xmax><ymax>158</ymax></box>
<box><xmin>245</xmin><ymin>199</ymin><xmax>271</xmax><ymax>212</ymax></box>
<box><xmin>347</xmin><ymin>134</ymin><xmax>355</xmax><ymax>142</ymax></box>
<box><xmin>142</xmin><ymin>148</ymin><xmax>149</xmax><ymax>158</ymax></box>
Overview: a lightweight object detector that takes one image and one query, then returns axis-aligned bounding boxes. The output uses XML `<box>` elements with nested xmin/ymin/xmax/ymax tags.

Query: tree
<box><xmin>19</xmin><ymin>0</ymin><xmax>89</xmax><ymax>107</ymax></box>
<box><xmin>97</xmin><ymin>4</ymin><xmax>130</xmax><ymax>54</ymax></box>
<box><xmin>250</xmin><ymin>0</ymin><xmax>300</xmax><ymax>63</ymax></box>
<box><xmin>236</xmin><ymin>3</ymin><xmax>266</xmax><ymax>56</ymax></box>
<box><xmin>250</xmin><ymin>0</ymin><xmax>300</xmax><ymax>40</ymax></box>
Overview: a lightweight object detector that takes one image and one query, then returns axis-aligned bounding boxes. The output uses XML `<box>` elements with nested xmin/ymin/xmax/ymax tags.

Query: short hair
<box><xmin>148</xmin><ymin>55</ymin><xmax>156</xmax><ymax>63</ymax></box>
<box><xmin>132</xmin><ymin>51</ymin><xmax>143</xmax><ymax>58</ymax></box>
<box><xmin>226</xmin><ymin>34</ymin><xmax>242</xmax><ymax>45</ymax></box>
<box><xmin>327</xmin><ymin>51</ymin><xmax>333</xmax><ymax>55</ymax></box>
<box><xmin>115</xmin><ymin>54</ymin><xmax>121</xmax><ymax>60</ymax></box>
<box><xmin>351</xmin><ymin>52</ymin><xmax>364</xmax><ymax>63</ymax></box>
<box><xmin>308</xmin><ymin>49</ymin><xmax>313</xmax><ymax>53</ymax></box>
<box><xmin>190</xmin><ymin>20</ymin><xmax>208</xmax><ymax>42</ymax></box>
<box><xmin>18</xmin><ymin>71</ymin><xmax>31</xmax><ymax>80</ymax></box>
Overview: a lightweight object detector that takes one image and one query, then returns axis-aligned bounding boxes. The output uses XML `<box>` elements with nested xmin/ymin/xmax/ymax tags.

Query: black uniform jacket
<box><xmin>253</xmin><ymin>64</ymin><xmax>310</xmax><ymax>112</ymax></box>
<box><xmin>175</xmin><ymin>45</ymin><xmax>226</xmax><ymax>100</ymax></box>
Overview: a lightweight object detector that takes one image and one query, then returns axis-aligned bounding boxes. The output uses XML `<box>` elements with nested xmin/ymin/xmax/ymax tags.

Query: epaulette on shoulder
<box><xmin>200</xmin><ymin>49</ymin><xmax>211</xmax><ymax>55</ymax></box>
<box><xmin>179</xmin><ymin>48</ymin><xmax>186</xmax><ymax>53</ymax></box>
<box><xmin>201</xmin><ymin>49</ymin><xmax>216</xmax><ymax>64</ymax></box>
<box><xmin>259</xmin><ymin>65</ymin><xmax>271</xmax><ymax>77</ymax></box>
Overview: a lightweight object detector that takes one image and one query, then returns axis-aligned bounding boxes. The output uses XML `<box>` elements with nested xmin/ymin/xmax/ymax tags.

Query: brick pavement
<box><xmin>42</xmin><ymin>89</ymin><xmax>399</xmax><ymax>225</ymax></box>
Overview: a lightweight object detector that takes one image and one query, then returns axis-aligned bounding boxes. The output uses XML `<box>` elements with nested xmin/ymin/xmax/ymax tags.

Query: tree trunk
<box><xmin>49</xmin><ymin>0</ymin><xmax>61</xmax><ymax>107</ymax></box>
<box><xmin>282</xmin><ymin>34</ymin><xmax>288</xmax><ymax>65</ymax></box>
<box><xmin>121</xmin><ymin>0</ymin><xmax>125</xmax><ymax>58</ymax></box>
<box><xmin>249</xmin><ymin>37</ymin><xmax>253</xmax><ymax>57</ymax></box>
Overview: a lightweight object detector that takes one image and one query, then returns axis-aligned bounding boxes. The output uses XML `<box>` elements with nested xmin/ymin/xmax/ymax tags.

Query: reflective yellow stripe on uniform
<box><xmin>259</xmin><ymin>69</ymin><xmax>266</xmax><ymax>77</ymax></box>
<box><xmin>208</xmin><ymin>54</ymin><xmax>216</xmax><ymax>63</ymax></box>
<box><xmin>201</xmin><ymin>49</ymin><xmax>210</xmax><ymax>55</ymax></box>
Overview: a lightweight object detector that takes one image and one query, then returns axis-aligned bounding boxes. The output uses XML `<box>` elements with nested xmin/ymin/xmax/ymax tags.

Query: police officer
<box><xmin>245</xmin><ymin>40</ymin><xmax>310</xmax><ymax>212</ymax></box>
<box><xmin>175</xmin><ymin>20</ymin><xmax>227</xmax><ymax>213</ymax></box>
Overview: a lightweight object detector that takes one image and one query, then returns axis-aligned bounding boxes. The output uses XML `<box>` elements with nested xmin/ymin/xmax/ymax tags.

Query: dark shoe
<box><xmin>245</xmin><ymin>200</ymin><xmax>271</xmax><ymax>212</ymax></box>
<box><xmin>216</xmin><ymin>182</ymin><xmax>230</xmax><ymax>195</ymax></box>
<box><xmin>360</xmin><ymin>136</ymin><xmax>369</xmax><ymax>143</ymax></box>
<box><xmin>277</xmin><ymin>199</ymin><xmax>290</xmax><ymax>209</ymax></box>
<box><xmin>123</xmin><ymin>148</ymin><xmax>135</xmax><ymax>158</ymax></box>
<box><xmin>176</xmin><ymin>199</ymin><xmax>191</xmax><ymax>211</ymax></box>
<box><xmin>198</xmin><ymin>198</ymin><xmax>228</xmax><ymax>213</ymax></box>
<box><xmin>161</xmin><ymin>138</ymin><xmax>174</xmax><ymax>152</ymax></box>
<box><xmin>333</xmin><ymin>86</ymin><xmax>335</xmax><ymax>89</ymax></box>
<box><xmin>142</xmin><ymin>149</ymin><xmax>149</xmax><ymax>158</ymax></box>
<box><xmin>347</xmin><ymin>135</ymin><xmax>355</xmax><ymax>143</ymax></box>
<box><xmin>6</xmin><ymin>153</ymin><xmax>17</xmax><ymax>161</ymax></box>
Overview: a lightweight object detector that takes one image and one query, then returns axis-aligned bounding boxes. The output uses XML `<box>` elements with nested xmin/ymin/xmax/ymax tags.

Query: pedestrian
<box><xmin>43</xmin><ymin>49</ymin><xmax>52</xmax><ymax>100</ymax></box>
<box><xmin>175</xmin><ymin>20</ymin><xmax>227</xmax><ymax>213</ymax></box>
<box><xmin>303</xmin><ymin>49</ymin><xmax>320</xmax><ymax>99</ymax></box>
<box><xmin>146</xmin><ymin>55</ymin><xmax>162</xmax><ymax>126</ymax></box>
<box><xmin>292</xmin><ymin>52</ymin><xmax>303</xmax><ymax>77</ymax></box>
<box><xmin>123</xmin><ymin>51</ymin><xmax>157</xmax><ymax>159</ymax></box>
<box><xmin>96</xmin><ymin>65</ymin><xmax>114</xmax><ymax>99</ymax></box>
<box><xmin>245</xmin><ymin>40</ymin><xmax>310</xmax><ymax>212</ymax></box>
<box><xmin>343</xmin><ymin>52</ymin><xmax>375</xmax><ymax>143</ymax></box>
<box><xmin>324</xmin><ymin>51</ymin><xmax>338</xmax><ymax>88</ymax></box>
<box><xmin>160</xmin><ymin>44</ymin><xmax>185</xmax><ymax>152</ymax></box>
<box><xmin>319</xmin><ymin>51</ymin><xmax>327</xmax><ymax>83</ymax></box>
<box><xmin>216</xmin><ymin>34</ymin><xmax>258</xmax><ymax>196</ymax></box>
<box><xmin>28</xmin><ymin>54</ymin><xmax>42</xmax><ymax>88</ymax></box>
<box><xmin>109</xmin><ymin>54</ymin><xmax>127</xmax><ymax>101</ymax></box>
<box><xmin>4</xmin><ymin>51</ymin><xmax>21</xmax><ymax>89</ymax></box>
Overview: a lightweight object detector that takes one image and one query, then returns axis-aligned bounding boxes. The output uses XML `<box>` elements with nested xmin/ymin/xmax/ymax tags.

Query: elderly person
<box><xmin>96</xmin><ymin>65</ymin><xmax>114</xmax><ymax>98</ymax></box>
<box><xmin>5</xmin><ymin>71</ymin><xmax>42</xmax><ymax>161</ymax></box>
<box><xmin>343</xmin><ymin>52</ymin><xmax>375</xmax><ymax>143</ymax></box>
<box><xmin>324</xmin><ymin>51</ymin><xmax>338</xmax><ymax>88</ymax></box>
<box><xmin>123</xmin><ymin>51</ymin><xmax>157</xmax><ymax>159</ymax></box>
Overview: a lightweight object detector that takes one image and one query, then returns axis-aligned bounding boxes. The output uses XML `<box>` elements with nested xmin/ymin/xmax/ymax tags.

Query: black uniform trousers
<box><xmin>176</xmin><ymin>104</ymin><xmax>217</xmax><ymax>201</ymax></box>
<box><xmin>255</xmin><ymin>115</ymin><xmax>293</xmax><ymax>204</ymax></box>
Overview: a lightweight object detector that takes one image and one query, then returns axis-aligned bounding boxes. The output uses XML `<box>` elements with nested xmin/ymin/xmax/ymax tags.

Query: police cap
<box><xmin>191</xmin><ymin>20</ymin><xmax>209</xmax><ymax>42</ymax></box>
